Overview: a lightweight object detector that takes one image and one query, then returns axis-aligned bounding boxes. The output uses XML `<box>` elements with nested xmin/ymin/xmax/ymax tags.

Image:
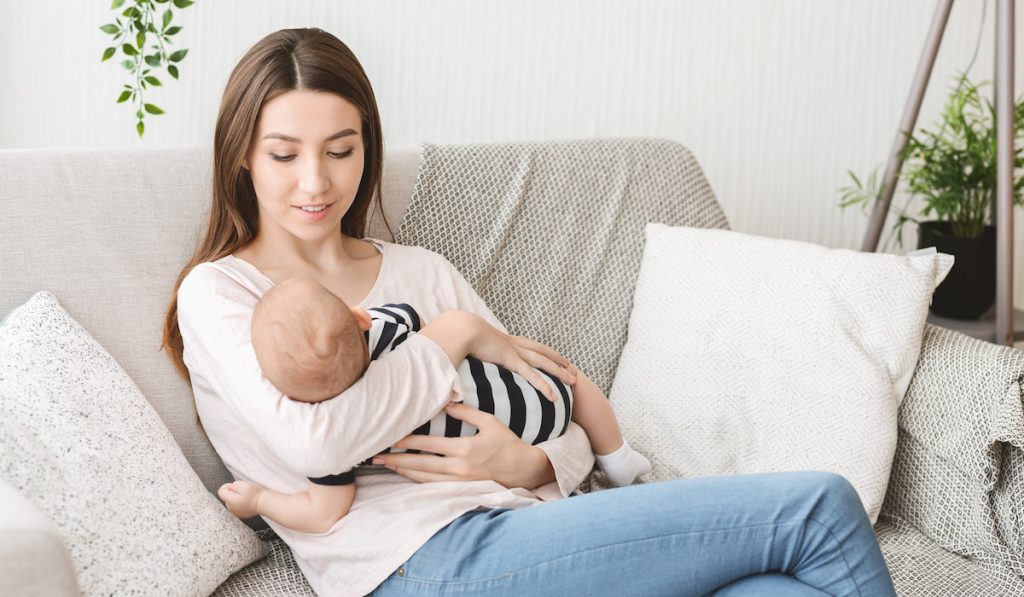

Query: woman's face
<box><xmin>244</xmin><ymin>89</ymin><xmax>366</xmax><ymax>242</ymax></box>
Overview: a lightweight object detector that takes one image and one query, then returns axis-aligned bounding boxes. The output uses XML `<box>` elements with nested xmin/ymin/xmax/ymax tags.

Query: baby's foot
<box><xmin>595</xmin><ymin>439</ymin><xmax>652</xmax><ymax>486</ymax></box>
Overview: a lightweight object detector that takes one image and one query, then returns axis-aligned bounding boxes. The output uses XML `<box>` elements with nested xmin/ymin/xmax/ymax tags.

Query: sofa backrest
<box><xmin>0</xmin><ymin>144</ymin><xmax>422</xmax><ymax>495</ymax></box>
<box><xmin>395</xmin><ymin>139</ymin><xmax>730</xmax><ymax>396</ymax></box>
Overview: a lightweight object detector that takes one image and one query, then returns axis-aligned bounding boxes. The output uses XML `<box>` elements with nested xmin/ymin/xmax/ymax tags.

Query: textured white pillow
<box><xmin>0</xmin><ymin>291</ymin><xmax>266</xmax><ymax>595</ymax></box>
<box><xmin>610</xmin><ymin>224</ymin><xmax>954</xmax><ymax>524</ymax></box>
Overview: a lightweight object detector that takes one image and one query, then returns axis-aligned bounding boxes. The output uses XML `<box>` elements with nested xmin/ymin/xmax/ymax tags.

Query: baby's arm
<box><xmin>218</xmin><ymin>479</ymin><xmax>355</xmax><ymax>535</ymax></box>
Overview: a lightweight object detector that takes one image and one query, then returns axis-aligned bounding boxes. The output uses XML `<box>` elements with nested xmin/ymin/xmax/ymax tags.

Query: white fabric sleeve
<box><xmin>177</xmin><ymin>264</ymin><xmax>462</xmax><ymax>479</ymax></box>
<box><xmin>436</xmin><ymin>254</ymin><xmax>596</xmax><ymax>498</ymax></box>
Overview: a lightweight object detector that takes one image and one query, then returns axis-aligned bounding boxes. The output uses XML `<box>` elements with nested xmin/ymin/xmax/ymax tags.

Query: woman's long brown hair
<box><xmin>161</xmin><ymin>28</ymin><xmax>389</xmax><ymax>423</ymax></box>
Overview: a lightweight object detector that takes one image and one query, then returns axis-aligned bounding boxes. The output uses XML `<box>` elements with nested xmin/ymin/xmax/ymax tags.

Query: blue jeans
<box><xmin>370</xmin><ymin>471</ymin><xmax>896</xmax><ymax>596</ymax></box>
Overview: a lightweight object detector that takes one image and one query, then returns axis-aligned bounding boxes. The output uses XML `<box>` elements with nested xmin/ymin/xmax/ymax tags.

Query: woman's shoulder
<box><xmin>177</xmin><ymin>258</ymin><xmax>264</xmax><ymax>315</ymax></box>
<box><xmin>372</xmin><ymin>238</ymin><xmax>456</xmax><ymax>268</ymax></box>
<box><xmin>179</xmin><ymin>259</ymin><xmax>239</xmax><ymax>295</ymax></box>
<box><xmin>366</xmin><ymin>239</ymin><xmax>458</xmax><ymax>280</ymax></box>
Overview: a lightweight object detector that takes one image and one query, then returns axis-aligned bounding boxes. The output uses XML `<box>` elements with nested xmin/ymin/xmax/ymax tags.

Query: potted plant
<box><xmin>840</xmin><ymin>74</ymin><xmax>1024</xmax><ymax>320</ymax></box>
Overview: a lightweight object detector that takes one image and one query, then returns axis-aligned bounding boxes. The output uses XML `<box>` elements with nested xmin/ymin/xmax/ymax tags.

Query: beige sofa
<box><xmin>1</xmin><ymin>142</ymin><xmax>1023</xmax><ymax>596</ymax></box>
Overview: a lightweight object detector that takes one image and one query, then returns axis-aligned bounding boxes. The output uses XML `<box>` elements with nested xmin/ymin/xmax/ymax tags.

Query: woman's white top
<box><xmin>176</xmin><ymin>238</ymin><xmax>595</xmax><ymax>597</ymax></box>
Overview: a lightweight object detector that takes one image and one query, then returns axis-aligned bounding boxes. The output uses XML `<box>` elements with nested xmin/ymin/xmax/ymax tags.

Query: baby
<box><xmin>218</xmin><ymin>277</ymin><xmax>651</xmax><ymax>534</ymax></box>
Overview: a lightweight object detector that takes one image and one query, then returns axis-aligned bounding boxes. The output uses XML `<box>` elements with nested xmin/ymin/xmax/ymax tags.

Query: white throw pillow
<box><xmin>610</xmin><ymin>224</ymin><xmax>954</xmax><ymax>524</ymax></box>
<box><xmin>0</xmin><ymin>291</ymin><xmax>266</xmax><ymax>595</ymax></box>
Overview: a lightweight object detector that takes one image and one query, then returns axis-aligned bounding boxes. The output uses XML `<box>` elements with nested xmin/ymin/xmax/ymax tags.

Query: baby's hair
<box><xmin>251</xmin><ymin>278</ymin><xmax>369</xmax><ymax>402</ymax></box>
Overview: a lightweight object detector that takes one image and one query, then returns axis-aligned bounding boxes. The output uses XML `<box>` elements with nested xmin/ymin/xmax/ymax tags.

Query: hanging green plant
<box><xmin>99</xmin><ymin>0</ymin><xmax>196</xmax><ymax>138</ymax></box>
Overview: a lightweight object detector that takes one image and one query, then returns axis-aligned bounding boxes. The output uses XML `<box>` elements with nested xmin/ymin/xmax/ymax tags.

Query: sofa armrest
<box><xmin>0</xmin><ymin>478</ymin><xmax>79</xmax><ymax>597</ymax></box>
<box><xmin>881</xmin><ymin>323</ymin><xmax>1024</xmax><ymax>565</ymax></box>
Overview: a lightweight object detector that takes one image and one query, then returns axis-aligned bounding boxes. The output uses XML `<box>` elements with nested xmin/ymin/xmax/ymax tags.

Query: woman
<box><xmin>162</xmin><ymin>28</ymin><xmax>897</xmax><ymax>596</ymax></box>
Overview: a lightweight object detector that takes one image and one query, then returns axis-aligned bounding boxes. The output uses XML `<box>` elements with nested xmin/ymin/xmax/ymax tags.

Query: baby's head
<box><xmin>250</xmin><ymin>278</ymin><xmax>372</xmax><ymax>403</ymax></box>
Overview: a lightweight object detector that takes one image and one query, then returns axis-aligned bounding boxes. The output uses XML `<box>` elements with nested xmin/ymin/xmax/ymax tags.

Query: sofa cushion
<box><xmin>0</xmin><ymin>145</ymin><xmax>422</xmax><ymax>507</ymax></box>
<box><xmin>608</xmin><ymin>224</ymin><xmax>953</xmax><ymax>524</ymax></box>
<box><xmin>0</xmin><ymin>291</ymin><xmax>267</xmax><ymax>596</ymax></box>
<box><xmin>0</xmin><ymin>477</ymin><xmax>78</xmax><ymax>597</ymax></box>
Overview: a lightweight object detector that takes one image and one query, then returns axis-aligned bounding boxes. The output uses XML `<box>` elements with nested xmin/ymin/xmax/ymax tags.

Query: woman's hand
<box><xmin>420</xmin><ymin>311</ymin><xmax>577</xmax><ymax>400</ymax></box>
<box><xmin>466</xmin><ymin>323</ymin><xmax>578</xmax><ymax>401</ymax></box>
<box><xmin>507</xmin><ymin>335</ymin><xmax>579</xmax><ymax>386</ymax></box>
<box><xmin>372</xmin><ymin>402</ymin><xmax>556</xmax><ymax>489</ymax></box>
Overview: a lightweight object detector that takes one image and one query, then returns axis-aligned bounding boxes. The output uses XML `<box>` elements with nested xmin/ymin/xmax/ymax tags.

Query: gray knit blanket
<box><xmin>876</xmin><ymin>325</ymin><xmax>1024</xmax><ymax>595</ymax></box>
<box><xmin>395</xmin><ymin>138</ymin><xmax>728</xmax><ymax>396</ymax></box>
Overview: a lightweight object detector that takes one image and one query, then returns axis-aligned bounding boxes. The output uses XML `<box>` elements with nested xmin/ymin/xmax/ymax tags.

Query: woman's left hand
<box><xmin>507</xmin><ymin>335</ymin><xmax>579</xmax><ymax>386</ymax></box>
<box><xmin>372</xmin><ymin>402</ymin><xmax>555</xmax><ymax>489</ymax></box>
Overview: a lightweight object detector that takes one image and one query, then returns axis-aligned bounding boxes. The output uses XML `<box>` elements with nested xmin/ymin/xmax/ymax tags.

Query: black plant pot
<box><xmin>917</xmin><ymin>221</ymin><xmax>996</xmax><ymax>320</ymax></box>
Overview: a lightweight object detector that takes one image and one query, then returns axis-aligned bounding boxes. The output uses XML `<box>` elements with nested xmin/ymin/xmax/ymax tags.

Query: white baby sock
<box><xmin>595</xmin><ymin>439</ymin><xmax>652</xmax><ymax>486</ymax></box>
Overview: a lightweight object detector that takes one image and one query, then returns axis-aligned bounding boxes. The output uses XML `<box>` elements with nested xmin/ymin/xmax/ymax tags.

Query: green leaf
<box><xmin>164</xmin><ymin>26</ymin><xmax>182</xmax><ymax>36</ymax></box>
<box><xmin>168</xmin><ymin>64</ymin><xmax>179</xmax><ymax>79</ymax></box>
<box><xmin>121</xmin><ymin>58</ymin><xmax>136</xmax><ymax>71</ymax></box>
<box><xmin>101</xmin><ymin>47</ymin><xmax>116</xmax><ymax>62</ymax></box>
<box><xmin>136</xmin><ymin>109</ymin><xmax>144</xmax><ymax>119</ymax></box>
<box><xmin>122</xmin><ymin>43</ymin><xmax>138</xmax><ymax>56</ymax></box>
<box><xmin>99</xmin><ymin>23</ymin><xmax>119</xmax><ymax>35</ymax></box>
<box><xmin>122</xmin><ymin>6</ymin><xmax>139</xmax><ymax>19</ymax></box>
<box><xmin>162</xmin><ymin>10</ymin><xmax>173</xmax><ymax>30</ymax></box>
<box><xmin>144</xmin><ymin>54</ymin><xmax>162</xmax><ymax>66</ymax></box>
<box><xmin>136</xmin><ymin>31</ymin><xmax>145</xmax><ymax>49</ymax></box>
<box><xmin>173</xmin><ymin>0</ymin><xmax>194</xmax><ymax>8</ymax></box>
<box><xmin>147</xmin><ymin>23</ymin><xmax>157</xmax><ymax>34</ymax></box>
<box><xmin>169</xmin><ymin>49</ymin><xmax>188</xmax><ymax>62</ymax></box>
<box><xmin>111</xmin><ymin>0</ymin><xmax>126</xmax><ymax>9</ymax></box>
<box><xmin>144</xmin><ymin>103</ymin><xmax>165</xmax><ymax>115</ymax></box>
<box><xmin>144</xmin><ymin>76</ymin><xmax>162</xmax><ymax>87</ymax></box>
<box><xmin>137</xmin><ymin>121</ymin><xmax>145</xmax><ymax>137</ymax></box>
<box><xmin>116</xmin><ymin>90</ymin><xmax>131</xmax><ymax>103</ymax></box>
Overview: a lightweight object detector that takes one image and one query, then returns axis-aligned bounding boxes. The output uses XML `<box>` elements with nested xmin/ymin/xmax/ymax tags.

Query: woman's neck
<box><xmin>238</xmin><ymin>232</ymin><xmax>367</xmax><ymax>275</ymax></box>
<box><xmin>236</xmin><ymin>232</ymin><xmax>382</xmax><ymax>306</ymax></box>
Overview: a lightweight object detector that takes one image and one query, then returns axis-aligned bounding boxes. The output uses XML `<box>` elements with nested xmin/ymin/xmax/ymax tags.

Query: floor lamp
<box><xmin>861</xmin><ymin>0</ymin><xmax>1017</xmax><ymax>346</ymax></box>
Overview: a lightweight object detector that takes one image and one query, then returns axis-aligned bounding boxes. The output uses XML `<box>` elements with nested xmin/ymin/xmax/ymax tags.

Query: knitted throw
<box><xmin>396</xmin><ymin>137</ymin><xmax>729</xmax><ymax>395</ymax></box>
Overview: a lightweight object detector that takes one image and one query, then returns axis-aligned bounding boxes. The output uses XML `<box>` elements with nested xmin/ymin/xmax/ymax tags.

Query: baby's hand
<box><xmin>217</xmin><ymin>480</ymin><xmax>264</xmax><ymax>519</ymax></box>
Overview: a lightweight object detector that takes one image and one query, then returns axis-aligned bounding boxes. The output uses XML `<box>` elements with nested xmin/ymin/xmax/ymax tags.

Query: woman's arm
<box><xmin>376</xmin><ymin>253</ymin><xmax>597</xmax><ymax>496</ymax></box>
<box><xmin>372</xmin><ymin>402</ymin><xmax>559</xmax><ymax>489</ymax></box>
<box><xmin>178</xmin><ymin>263</ymin><xmax>567</xmax><ymax>480</ymax></box>
<box><xmin>217</xmin><ymin>480</ymin><xmax>354</xmax><ymax>535</ymax></box>
<box><xmin>375</xmin><ymin>405</ymin><xmax>595</xmax><ymax>495</ymax></box>
<box><xmin>178</xmin><ymin>264</ymin><xmax>462</xmax><ymax>478</ymax></box>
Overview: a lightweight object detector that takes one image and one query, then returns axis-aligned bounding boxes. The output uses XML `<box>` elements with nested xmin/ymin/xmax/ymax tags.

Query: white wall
<box><xmin>3</xmin><ymin>0</ymin><xmax>1023</xmax><ymax>299</ymax></box>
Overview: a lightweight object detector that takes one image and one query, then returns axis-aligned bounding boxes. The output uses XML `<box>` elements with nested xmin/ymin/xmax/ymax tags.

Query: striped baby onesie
<box><xmin>309</xmin><ymin>303</ymin><xmax>574</xmax><ymax>486</ymax></box>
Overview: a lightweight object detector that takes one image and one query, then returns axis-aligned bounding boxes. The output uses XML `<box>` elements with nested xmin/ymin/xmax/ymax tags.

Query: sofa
<box><xmin>1</xmin><ymin>140</ymin><xmax>1023</xmax><ymax>596</ymax></box>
